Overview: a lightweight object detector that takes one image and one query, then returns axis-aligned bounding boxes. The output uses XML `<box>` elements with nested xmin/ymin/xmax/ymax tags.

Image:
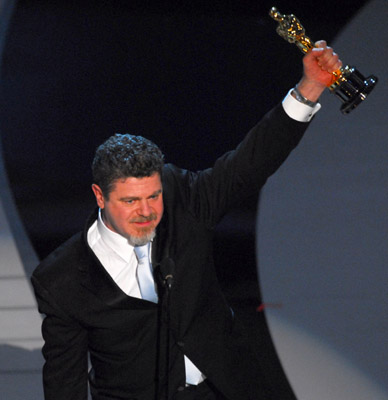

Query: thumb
<box><xmin>314</xmin><ymin>40</ymin><xmax>327</xmax><ymax>49</ymax></box>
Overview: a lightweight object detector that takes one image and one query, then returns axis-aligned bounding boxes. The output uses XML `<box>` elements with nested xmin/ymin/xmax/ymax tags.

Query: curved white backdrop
<box><xmin>0</xmin><ymin>1</ymin><xmax>44</xmax><ymax>399</ymax></box>
<box><xmin>257</xmin><ymin>1</ymin><xmax>388</xmax><ymax>399</ymax></box>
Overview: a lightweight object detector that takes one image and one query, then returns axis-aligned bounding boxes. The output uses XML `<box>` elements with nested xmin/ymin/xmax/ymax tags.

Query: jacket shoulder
<box><xmin>31</xmin><ymin>232</ymin><xmax>85</xmax><ymax>287</ymax></box>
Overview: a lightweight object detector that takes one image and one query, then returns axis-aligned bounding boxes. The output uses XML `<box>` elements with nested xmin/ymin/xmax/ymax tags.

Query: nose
<box><xmin>138</xmin><ymin>200</ymin><xmax>152</xmax><ymax>217</ymax></box>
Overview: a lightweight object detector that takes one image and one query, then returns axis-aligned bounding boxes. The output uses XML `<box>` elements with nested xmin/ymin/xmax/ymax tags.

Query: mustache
<box><xmin>130</xmin><ymin>214</ymin><xmax>157</xmax><ymax>223</ymax></box>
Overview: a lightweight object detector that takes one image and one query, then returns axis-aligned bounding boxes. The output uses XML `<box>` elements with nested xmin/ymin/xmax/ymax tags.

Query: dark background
<box><xmin>0</xmin><ymin>0</ymin><xmax>371</xmax><ymax>397</ymax></box>
<box><xmin>0</xmin><ymin>0</ymin><xmax>369</xmax><ymax>260</ymax></box>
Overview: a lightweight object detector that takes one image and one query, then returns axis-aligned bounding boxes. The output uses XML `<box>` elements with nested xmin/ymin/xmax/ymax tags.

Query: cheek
<box><xmin>111</xmin><ymin>207</ymin><xmax>132</xmax><ymax>225</ymax></box>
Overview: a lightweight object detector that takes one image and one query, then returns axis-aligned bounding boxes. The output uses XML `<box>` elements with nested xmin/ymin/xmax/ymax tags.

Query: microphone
<box><xmin>164</xmin><ymin>274</ymin><xmax>173</xmax><ymax>291</ymax></box>
<box><xmin>160</xmin><ymin>258</ymin><xmax>174</xmax><ymax>291</ymax></box>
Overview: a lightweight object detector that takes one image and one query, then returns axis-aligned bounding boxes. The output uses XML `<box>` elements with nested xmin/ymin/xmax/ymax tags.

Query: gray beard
<box><xmin>127</xmin><ymin>229</ymin><xmax>156</xmax><ymax>247</ymax></box>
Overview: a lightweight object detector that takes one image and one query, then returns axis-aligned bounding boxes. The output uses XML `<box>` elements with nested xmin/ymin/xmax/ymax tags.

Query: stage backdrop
<box><xmin>257</xmin><ymin>1</ymin><xmax>388</xmax><ymax>399</ymax></box>
<box><xmin>0</xmin><ymin>1</ymin><xmax>44</xmax><ymax>399</ymax></box>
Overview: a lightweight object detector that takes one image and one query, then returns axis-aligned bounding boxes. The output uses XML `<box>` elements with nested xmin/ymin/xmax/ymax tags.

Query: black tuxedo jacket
<box><xmin>31</xmin><ymin>104</ymin><xmax>309</xmax><ymax>400</ymax></box>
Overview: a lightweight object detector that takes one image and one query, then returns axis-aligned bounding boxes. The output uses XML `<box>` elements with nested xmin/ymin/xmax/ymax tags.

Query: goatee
<box><xmin>127</xmin><ymin>229</ymin><xmax>156</xmax><ymax>247</ymax></box>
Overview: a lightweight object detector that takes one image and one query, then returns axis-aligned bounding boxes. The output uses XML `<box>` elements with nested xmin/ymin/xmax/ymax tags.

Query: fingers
<box><xmin>312</xmin><ymin>40</ymin><xmax>342</xmax><ymax>73</ymax></box>
<box><xmin>315</xmin><ymin>40</ymin><xmax>327</xmax><ymax>49</ymax></box>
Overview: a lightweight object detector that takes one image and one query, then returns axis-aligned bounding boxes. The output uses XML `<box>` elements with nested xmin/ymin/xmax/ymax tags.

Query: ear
<box><xmin>91</xmin><ymin>184</ymin><xmax>105</xmax><ymax>209</ymax></box>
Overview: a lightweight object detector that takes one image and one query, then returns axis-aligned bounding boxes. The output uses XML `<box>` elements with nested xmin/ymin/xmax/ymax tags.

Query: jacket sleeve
<box><xmin>169</xmin><ymin>103</ymin><xmax>311</xmax><ymax>227</ymax></box>
<box><xmin>31</xmin><ymin>276</ymin><xmax>89</xmax><ymax>400</ymax></box>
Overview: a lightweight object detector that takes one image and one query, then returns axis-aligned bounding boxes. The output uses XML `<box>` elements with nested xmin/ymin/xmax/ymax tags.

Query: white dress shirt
<box><xmin>87</xmin><ymin>210</ymin><xmax>142</xmax><ymax>297</ymax></box>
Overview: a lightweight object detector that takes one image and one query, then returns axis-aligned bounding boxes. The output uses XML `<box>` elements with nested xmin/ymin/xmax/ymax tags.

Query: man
<box><xmin>31</xmin><ymin>41</ymin><xmax>342</xmax><ymax>399</ymax></box>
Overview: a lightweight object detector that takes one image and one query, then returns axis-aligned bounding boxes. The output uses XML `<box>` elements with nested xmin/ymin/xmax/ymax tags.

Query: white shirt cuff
<box><xmin>282</xmin><ymin>88</ymin><xmax>321</xmax><ymax>122</ymax></box>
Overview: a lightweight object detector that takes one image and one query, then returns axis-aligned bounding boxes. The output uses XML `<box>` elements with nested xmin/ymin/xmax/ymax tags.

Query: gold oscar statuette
<box><xmin>269</xmin><ymin>7</ymin><xmax>378</xmax><ymax>114</ymax></box>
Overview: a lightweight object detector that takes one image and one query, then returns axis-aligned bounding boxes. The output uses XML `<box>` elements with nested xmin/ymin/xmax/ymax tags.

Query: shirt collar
<box><xmin>97</xmin><ymin>209</ymin><xmax>134</xmax><ymax>263</ymax></box>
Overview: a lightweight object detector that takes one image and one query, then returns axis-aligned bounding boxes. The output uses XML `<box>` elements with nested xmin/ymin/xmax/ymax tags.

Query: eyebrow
<box><xmin>119</xmin><ymin>189</ymin><xmax>162</xmax><ymax>202</ymax></box>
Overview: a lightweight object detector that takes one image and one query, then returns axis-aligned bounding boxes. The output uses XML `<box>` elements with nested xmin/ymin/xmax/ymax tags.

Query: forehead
<box><xmin>110</xmin><ymin>173</ymin><xmax>162</xmax><ymax>197</ymax></box>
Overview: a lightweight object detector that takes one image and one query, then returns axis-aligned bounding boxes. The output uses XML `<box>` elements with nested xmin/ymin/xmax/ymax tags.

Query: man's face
<box><xmin>92</xmin><ymin>173</ymin><xmax>164</xmax><ymax>246</ymax></box>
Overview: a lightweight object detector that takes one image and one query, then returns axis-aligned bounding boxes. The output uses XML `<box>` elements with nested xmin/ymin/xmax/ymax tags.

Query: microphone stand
<box><xmin>164</xmin><ymin>274</ymin><xmax>173</xmax><ymax>400</ymax></box>
<box><xmin>155</xmin><ymin>263</ymin><xmax>174</xmax><ymax>400</ymax></box>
